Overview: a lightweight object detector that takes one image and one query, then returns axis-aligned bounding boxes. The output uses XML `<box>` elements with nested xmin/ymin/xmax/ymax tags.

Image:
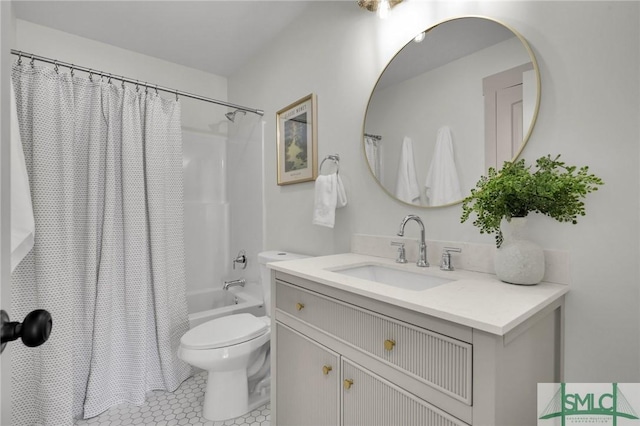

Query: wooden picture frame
<box><xmin>276</xmin><ymin>93</ymin><xmax>318</xmax><ymax>185</ymax></box>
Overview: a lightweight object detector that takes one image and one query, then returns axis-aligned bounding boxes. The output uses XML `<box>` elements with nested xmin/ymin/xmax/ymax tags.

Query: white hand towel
<box><xmin>425</xmin><ymin>126</ymin><xmax>462</xmax><ymax>206</ymax></box>
<box><xmin>312</xmin><ymin>172</ymin><xmax>347</xmax><ymax>228</ymax></box>
<box><xmin>336</xmin><ymin>174</ymin><xmax>347</xmax><ymax>208</ymax></box>
<box><xmin>394</xmin><ymin>136</ymin><xmax>420</xmax><ymax>204</ymax></box>
<box><xmin>10</xmin><ymin>81</ymin><xmax>35</xmax><ymax>272</ymax></box>
<box><xmin>364</xmin><ymin>136</ymin><xmax>381</xmax><ymax>180</ymax></box>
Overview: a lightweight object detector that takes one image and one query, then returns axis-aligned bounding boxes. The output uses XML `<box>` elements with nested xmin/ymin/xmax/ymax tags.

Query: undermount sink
<box><xmin>333</xmin><ymin>264</ymin><xmax>453</xmax><ymax>291</ymax></box>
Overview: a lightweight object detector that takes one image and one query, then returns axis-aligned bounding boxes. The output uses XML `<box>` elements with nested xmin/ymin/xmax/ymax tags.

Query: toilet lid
<box><xmin>181</xmin><ymin>313</ymin><xmax>268</xmax><ymax>350</ymax></box>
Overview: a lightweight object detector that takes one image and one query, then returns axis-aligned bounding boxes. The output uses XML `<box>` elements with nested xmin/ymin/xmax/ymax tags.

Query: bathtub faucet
<box><xmin>223</xmin><ymin>278</ymin><xmax>246</xmax><ymax>290</ymax></box>
<box><xmin>233</xmin><ymin>249</ymin><xmax>247</xmax><ymax>270</ymax></box>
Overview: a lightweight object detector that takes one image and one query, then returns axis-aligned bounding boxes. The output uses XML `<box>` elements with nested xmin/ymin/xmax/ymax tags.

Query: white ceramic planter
<box><xmin>494</xmin><ymin>217</ymin><xmax>545</xmax><ymax>285</ymax></box>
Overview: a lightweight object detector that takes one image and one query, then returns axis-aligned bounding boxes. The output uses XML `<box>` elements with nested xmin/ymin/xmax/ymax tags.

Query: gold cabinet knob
<box><xmin>343</xmin><ymin>379</ymin><xmax>354</xmax><ymax>390</ymax></box>
<box><xmin>322</xmin><ymin>365</ymin><xmax>332</xmax><ymax>375</ymax></box>
<box><xmin>384</xmin><ymin>339</ymin><xmax>396</xmax><ymax>351</ymax></box>
<box><xmin>295</xmin><ymin>302</ymin><xmax>305</xmax><ymax>311</ymax></box>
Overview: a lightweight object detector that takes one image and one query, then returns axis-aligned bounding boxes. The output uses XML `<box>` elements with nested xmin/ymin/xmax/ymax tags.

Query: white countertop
<box><xmin>268</xmin><ymin>253</ymin><xmax>569</xmax><ymax>336</ymax></box>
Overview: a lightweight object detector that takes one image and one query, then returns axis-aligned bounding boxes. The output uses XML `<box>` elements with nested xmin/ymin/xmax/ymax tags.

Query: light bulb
<box><xmin>377</xmin><ymin>0</ymin><xmax>390</xmax><ymax>19</ymax></box>
<box><xmin>414</xmin><ymin>32</ymin><xmax>426</xmax><ymax>43</ymax></box>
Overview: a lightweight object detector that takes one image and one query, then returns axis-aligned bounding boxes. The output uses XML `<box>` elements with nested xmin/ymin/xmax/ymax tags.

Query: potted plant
<box><xmin>461</xmin><ymin>155</ymin><xmax>603</xmax><ymax>284</ymax></box>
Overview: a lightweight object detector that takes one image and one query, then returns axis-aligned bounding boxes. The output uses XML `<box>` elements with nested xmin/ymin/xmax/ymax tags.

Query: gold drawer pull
<box><xmin>344</xmin><ymin>379</ymin><xmax>353</xmax><ymax>390</ymax></box>
<box><xmin>296</xmin><ymin>302</ymin><xmax>305</xmax><ymax>311</ymax></box>
<box><xmin>384</xmin><ymin>339</ymin><xmax>396</xmax><ymax>351</ymax></box>
<box><xmin>322</xmin><ymin>365</ymin><xmax>332</xmax><ymax>375</ymax></box>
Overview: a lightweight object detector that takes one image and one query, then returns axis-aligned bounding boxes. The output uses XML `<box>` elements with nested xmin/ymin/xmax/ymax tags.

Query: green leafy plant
<box><xmin>461</xmin><ymin>155</ymin><xmax>604</xmax><ymax>247</ymax></box>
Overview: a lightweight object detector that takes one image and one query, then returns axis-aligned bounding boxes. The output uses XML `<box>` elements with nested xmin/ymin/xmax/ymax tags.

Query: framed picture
<box><xmin>276</xmin><ymin>93</ymin><xmax>318</xmax><ymax>185</ymax></box>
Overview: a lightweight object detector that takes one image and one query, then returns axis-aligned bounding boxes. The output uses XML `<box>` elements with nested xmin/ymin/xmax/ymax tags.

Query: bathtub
<box><xmin>186</xmin><ymin>287</ymin><xmax>265</xmax><ymax>329</ymax></box>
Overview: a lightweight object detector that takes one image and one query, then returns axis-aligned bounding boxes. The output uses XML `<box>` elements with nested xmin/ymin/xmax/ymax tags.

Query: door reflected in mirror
<box><xmin>363</xmin><ymin>16</ymin><xmax>540</xmax><ymax>207</ymax></box>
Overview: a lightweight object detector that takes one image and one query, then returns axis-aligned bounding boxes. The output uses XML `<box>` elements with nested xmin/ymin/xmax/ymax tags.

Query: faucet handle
<box><xmin>391</xmin><ymin>241</ymin><xmax>408</xmax><ymax>264</ymax></box>
<box><xmin>233</xmin><ymin>249</ymin><xmax>247</xmax><ymax>270</ymax></box>
<box><xmin>440</xmin><ymin>247</ymin><xmax>462</xmax><ymax>271</ymax></box>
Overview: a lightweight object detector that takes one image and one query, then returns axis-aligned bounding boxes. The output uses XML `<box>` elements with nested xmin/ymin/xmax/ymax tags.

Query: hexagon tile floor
<box><xmin>74</xmin><ymin>371</ymin><xmax>270</xmax><ymax>426</ymax></box>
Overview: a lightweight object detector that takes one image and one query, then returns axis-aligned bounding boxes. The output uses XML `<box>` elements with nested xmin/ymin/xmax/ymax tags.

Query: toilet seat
<box><xmin>181</xmin><ymin>313</ymin><xmax>268</xmax><ymax>350</ymax></box>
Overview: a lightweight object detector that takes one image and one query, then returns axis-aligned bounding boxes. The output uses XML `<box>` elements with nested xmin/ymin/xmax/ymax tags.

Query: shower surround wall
<box><xmin>183</xmin><ymin>131</ymin><xmax>230</xmax><ymax>293</ymax></box>
<box><xmin>184</xmin><ymin>119</ymin><xmax>266</xmax><ymax>293</ymax></box>
<box><xmin>227</xmin><ymin>116</ymin><xmax>265</xmax><ymax>285</ymax></box>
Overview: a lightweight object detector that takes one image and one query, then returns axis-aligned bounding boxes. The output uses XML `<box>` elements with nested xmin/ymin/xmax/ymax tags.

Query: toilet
<box><xmin>178</xmin><ymin>250</ymin><xmax>308</xmax><ymax>421</ymax></box>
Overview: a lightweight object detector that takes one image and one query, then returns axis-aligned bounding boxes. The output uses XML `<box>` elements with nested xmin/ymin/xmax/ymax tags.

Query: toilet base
<box><xmin>201</xmin><ymin>369</ymin><xmax>271</xmax><ymax>421</ymax></box>
<box><xmin>203</xmin><ymin>369</ymin><xmax>248</xmax><ymax>421</ymax></box>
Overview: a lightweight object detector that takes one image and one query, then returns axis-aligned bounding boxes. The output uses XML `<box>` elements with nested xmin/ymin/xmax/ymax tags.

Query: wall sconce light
<box><xmin>358</xmin><ymin>0</ymin><xmax>403</xmax><ymax>19</ymax></box>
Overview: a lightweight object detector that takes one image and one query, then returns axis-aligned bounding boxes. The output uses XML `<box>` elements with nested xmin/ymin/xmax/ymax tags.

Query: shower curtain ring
<box><xmin>107</xmin><ymin>74</ymin><xmax>112</xmax><ymax>84</ymax></box>
<box><xmin>121</xmin><ymin>77</ymin><xmax>125</xmax><ymax>90</ymax></box>
<box><xmin>30</xmin><ymin>55</ymin><xmax>35</xmax><ymax>68</ymax></box>
<box><xmin>54</xmin><ymin>60</ymin><xmax>59</xmax><ymax>74</ymax></box>
<box><xmin>70</xmin><ymin>64</ymin><xmax>75</xmax><ymax>77</ymax></box>
<box><xmin>17</xmin><ymin>52</ymin><xmax>22</xmax><ymax>66</ymax></box>
<box><xmin>88</xmin><ymin>69</ymin><xmax>93</xmax><ymax>82</ymax></box>
<box><xmin>155</xmin><ymin>84</ymin><xmax>158</xmax><ymax>95</ymax></box>
<box><xmin>175</xmin><ymin>90</ymin><xmax>179</xmax><ymax>102</ymax></box>
<box><xmin>135</xmin><ymin>80</ymin><xmax>139</xmax><ymax>92</ymax></box>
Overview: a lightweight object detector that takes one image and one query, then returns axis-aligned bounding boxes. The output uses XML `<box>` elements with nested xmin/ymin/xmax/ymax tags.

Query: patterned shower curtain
<box><xmin>11</xmin><ymin>64</ymin><xmax>192</xmax><ymax>425</ymax></box>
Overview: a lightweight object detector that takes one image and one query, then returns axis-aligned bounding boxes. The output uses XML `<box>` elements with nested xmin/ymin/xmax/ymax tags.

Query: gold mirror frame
<box><xmin>362</xmin><ymin>15</ymin><xmax>541</xmax><ymax>208</ymax></box>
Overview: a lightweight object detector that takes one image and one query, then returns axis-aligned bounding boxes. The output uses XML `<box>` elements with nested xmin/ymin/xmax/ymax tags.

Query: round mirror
<box><xmin>363</xmin><ymin>16</ymin><xmax>540</xmax><ymax>207</ymax></box>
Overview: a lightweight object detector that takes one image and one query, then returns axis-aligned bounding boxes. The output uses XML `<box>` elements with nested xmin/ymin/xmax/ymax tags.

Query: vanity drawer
<box><xmin>275</xmin><ymin>280</ymin><xmax>473</xmax><ymax>405</ymax></box>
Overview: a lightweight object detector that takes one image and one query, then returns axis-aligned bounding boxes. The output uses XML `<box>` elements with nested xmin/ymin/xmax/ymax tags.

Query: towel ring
<box><xmin>320</xmin><ymin>154</ymin><xmax>340</xmax><ymax>175</ymax></box>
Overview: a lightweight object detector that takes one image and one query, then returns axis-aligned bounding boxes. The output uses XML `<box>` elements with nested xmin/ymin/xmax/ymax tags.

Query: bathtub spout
<box><xmin>223</xmin><ymin>278</ymin><xmax>246</xmax><ymax>290</ymax></box>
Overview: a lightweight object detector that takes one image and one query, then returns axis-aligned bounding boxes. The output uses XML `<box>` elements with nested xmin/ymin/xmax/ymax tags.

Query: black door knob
<box><xmin>0</xmin><ymin>309</ymin><xmax>52</xmax><ymax>354</ymax></box>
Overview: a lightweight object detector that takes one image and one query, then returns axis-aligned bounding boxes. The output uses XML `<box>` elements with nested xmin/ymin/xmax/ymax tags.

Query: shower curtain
<box><xmin>11</xmin><ymin>64</ymin><xmax>192</xmax><ymax>425</ymax></box>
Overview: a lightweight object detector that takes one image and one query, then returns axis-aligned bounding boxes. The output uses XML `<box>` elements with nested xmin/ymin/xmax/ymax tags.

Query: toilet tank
<box><xmin>258</xmin><ymin>251</ymin><xmax>309</xmax><ymax>316</ymax></box>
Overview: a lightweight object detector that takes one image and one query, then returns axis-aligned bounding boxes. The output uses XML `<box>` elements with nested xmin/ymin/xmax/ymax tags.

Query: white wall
<box><xmin>229</xmin><ymin>1</ymin><xmax>640</xmax><ymax>382</ymax></box>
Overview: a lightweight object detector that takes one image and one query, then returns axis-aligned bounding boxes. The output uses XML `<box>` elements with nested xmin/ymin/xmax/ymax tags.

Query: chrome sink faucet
<box><xmin>396</xmin><ymin>214</ymin><xmax>429</xmax><ymax>267</ymax></box>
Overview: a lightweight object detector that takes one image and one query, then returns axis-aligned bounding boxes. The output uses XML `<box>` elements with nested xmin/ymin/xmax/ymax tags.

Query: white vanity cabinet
<box><xmin>275</xmin><ymin>321</ymin><xmax>466</xmax><ymax>426</ymax></box>
<box><xmin>272</xmin><ymin>271</ymin><xmax>564</xmax><ymax>426</ymax></box>
<box><xmin>275</xmin><ymin>323</ymin><xmax>340</xmax><ymax>426</ymax></box>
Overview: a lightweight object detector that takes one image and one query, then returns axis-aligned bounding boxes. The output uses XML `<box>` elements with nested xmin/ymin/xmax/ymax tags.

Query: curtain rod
<box><xmin>365</xmin><ymin>133</ymin><xmax>382</xmax><ymax>140</ymax></box>
<box><xmin>11</xmin><ymin>49</ymin><xmax>264</xmax><ymax>116</ymax></box>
